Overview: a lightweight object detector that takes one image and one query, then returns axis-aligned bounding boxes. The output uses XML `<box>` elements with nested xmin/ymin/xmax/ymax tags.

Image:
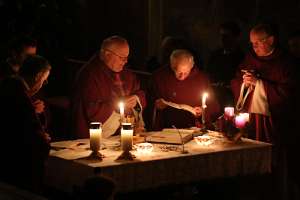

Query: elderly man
<box><xmin>0</xmin><ymin>55</ymin><xmax>51</xmax><ymax>193</ymax></box>
<box><xmin>231</xmin><ymin>24</ymin><xmax>297</xmax><ymax>200</ymax></box>
<box><xmin>231</xmin><ymin>23</ymin><xmax>295</xmax><ymax>144</ymax></box>
<box><xmin>71</xmin><ymin>35</ymin><xmax>146</xmax><ymax>138</ymax></box>
<box><xmin>151</xmin><ymin>49</ymin><xmax>219</xmax><ymax>130</ymax></box>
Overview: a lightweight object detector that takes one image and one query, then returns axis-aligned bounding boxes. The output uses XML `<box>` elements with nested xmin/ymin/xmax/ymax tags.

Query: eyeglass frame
<box><xmin>249</xmin><ymin>35</ymin><xmax>271</xmax><ymax>47</ymax></box>
<box><xmin>103</xmin><ymin>48</ymin><xmax>128</xmax><ymax>61</ymax></box>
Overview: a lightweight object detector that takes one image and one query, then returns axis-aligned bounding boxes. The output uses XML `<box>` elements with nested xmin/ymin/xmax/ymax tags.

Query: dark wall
<box><xmin>162</xmin><ymin>0</ymin><xmax>300</xmax><ymax>66</ymax></box>
<box><xmin>1</xmin><ymin>0</ymin><xmax>300</xmax><ymax>69</ymax></box>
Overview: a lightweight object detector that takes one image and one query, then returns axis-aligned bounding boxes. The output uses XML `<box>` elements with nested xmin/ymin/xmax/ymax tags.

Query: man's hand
<box><xmin>155</xmin><ymin>98</ymin><xmax>168</xmax><ymax>110</ymax></box>
<box><xmin>33</xmin><ymin>99</ymin><xmax>45</xmax><ymax>114</ymax></box>
<box><xmin>243</xmin><ymin>72</ymin><xmax>257</xmax><ymax>87</ymax></box>
<box><xmin>125</xmin><ymin>95</ymin><xmax>137</xmax><ymax>109</ymax></box>
<box><xmin>193</xmin><ymin>106</ymin><xmax>202</xmax><ymax>117</ymax></box>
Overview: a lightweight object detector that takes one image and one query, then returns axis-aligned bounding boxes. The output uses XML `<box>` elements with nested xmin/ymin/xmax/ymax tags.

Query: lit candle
<box><xmin>121</xmin><ymin>123</ymin><xmax>133</xmax><ymax>152</ymax></box>
<box><xmin>235</xmin><ymin>114</ymin><xmax>246</xmax><ymax>128</ymax></box>
<box><xmin>201</xmin><ymin>92</ymin><xmax>208</xmax><ymax>125</ymax></box>
<box><xmin>240</xmin><ymin>113</ymin><xmax>250</xmax><ymax>123</ymax></box>
<box><xmin>119</xmin><ymin>101</ymin><xmax>125</xmax><ymax>122</ymax></box>
<box><xmin>202</xmin><ymin>92</ymin><xmax>208</xmax><ymax>108</ymax></box>
<box><xmin>224</xmin><ymin>107</ymin><xmax>234</xmax><ymax>120</ymax></box>
<box><xmin>89</xmin><ymin>122</ymin><xmax>102</xmax><ymax>152</ymax></box>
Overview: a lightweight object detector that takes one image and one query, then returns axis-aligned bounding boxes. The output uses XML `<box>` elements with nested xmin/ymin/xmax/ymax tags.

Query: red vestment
<box><xmin>231</xmin><ymin>48</ymin><xmax>296</xmax><ymax>144</ymax></box>
<box><xmin>70</xmin><ymin>54</ymin><xmax>146</xmax><ymax>138</ymax></box>
<box><xmin>151</xmin><ymin>66</ymin><xmax>220</xmax><ymax>130</ymax></box>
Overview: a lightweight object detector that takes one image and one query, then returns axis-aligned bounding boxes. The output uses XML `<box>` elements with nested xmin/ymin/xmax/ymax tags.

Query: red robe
<box><xmin>70</xmin><ymin>54</ymin><xmax>146</xmax><ymax>138</ymax></box>
<box><xmin>151</xmin><ymin>66</ymin><xmax>220</xmax><ymax>130</ymax></box>
<box><xmin>231</xmin><ymin>48</ymin><xmax>296</xmax><ymax>144</ymax></box>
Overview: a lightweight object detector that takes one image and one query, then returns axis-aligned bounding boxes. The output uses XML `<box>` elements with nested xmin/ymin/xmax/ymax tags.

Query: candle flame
<box><xmin>202</xmin><ymin>92</ymin><xmax>208</xmax><ymax>107</ymax></box>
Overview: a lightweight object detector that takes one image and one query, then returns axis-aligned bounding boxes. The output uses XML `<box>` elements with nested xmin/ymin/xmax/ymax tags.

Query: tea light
<box><xmin>224</xmin><ymin>107</ymin><xmax>234</xmax><ymax>119</ymax></box>
<box><xmin>235</xmin><ymin>114</ymin><xmax>246</xmax><ymax>128</ymax></box>
<box><xmin>89</xmin><ymin>122</ymin><xmax>102</xmax><ymax>152</ymax></box>
<box><xmin>136</xmin><ymin>143</ymin><xmax>153</xmax><ymax>154</ymax></box>
<box><xmin>121</xmin><ymin>123</ymin><xmax>133</xmax><ymax>152</ymax></box>
<box><xmin>194</xmin><ymin>135</ymin><xmax>214</xmax><ymax>146</ymax></box>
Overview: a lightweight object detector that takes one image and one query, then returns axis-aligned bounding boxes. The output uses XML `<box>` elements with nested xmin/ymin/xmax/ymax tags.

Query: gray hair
<box><xmin>170</xmin><ymin>49</ymin><xmax>194</xmax><ymax>69</ymax></box>
<box><xmin>100</xmin><ymin>35</ymin><xmax>128</xmax><ymax>52</ymax></box>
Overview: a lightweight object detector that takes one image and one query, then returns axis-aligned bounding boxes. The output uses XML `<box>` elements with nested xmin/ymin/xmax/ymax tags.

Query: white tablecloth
<box><xmin>45</xmin><ymin>132</ymin><xmax>272</xmax><ymax>193</ymax></box>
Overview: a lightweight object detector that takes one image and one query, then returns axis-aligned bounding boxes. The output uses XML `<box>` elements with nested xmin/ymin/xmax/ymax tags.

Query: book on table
<box><xmin>145</xmin><ymin>128</ymin><xmax>198</xmax><ymax>144</ymax></box>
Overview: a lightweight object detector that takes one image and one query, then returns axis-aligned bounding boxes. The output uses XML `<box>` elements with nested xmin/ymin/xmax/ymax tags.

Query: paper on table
<box><xmin>51</xmin><ymin>139</ymin><xmax>87</xmax><ymax>149</ymax></box>
<box><xmin>161</xmin><ymin>99</ymin><xmax>196</xmax><ymax>115</ymax></box>
<box><xmin>50</xmin><ymin>148</ymin><xmax>91</xmax><ymax>160</ymax></box>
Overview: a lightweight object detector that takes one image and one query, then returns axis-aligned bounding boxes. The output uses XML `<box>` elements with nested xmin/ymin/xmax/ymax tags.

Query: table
<box><xmin>45</xmin><ymin>132</ymin><xmax>272</xmax><ymax>194</ymax></box>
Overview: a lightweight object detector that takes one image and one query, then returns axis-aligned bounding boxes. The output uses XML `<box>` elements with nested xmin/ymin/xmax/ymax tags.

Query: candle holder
<box><xmin>116</xmin><ymin>123</ymin><xmax>136</xmax><ymax>161</ymax></box>
<box><xmin>89</xmin><ymin>122</ymin><xmax>104</xmax><ymax>160</ymax></box>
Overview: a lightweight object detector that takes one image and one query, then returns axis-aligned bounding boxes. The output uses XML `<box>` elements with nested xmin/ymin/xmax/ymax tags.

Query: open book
<box><xmin>145</xmin><ymin>128</ymin><xmax>197</xmax><ymax>144</ymax></box>
<box><xmin>161</xmin><ymin>99</ymin><xmax>196</xmax><ymax>115</ymax></box>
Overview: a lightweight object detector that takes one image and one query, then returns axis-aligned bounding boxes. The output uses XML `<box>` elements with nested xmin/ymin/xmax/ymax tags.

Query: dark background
<box><xmin>1</xmin><ymin>0</ymin><xmax>300</xmax><ymax>69</ymax></box>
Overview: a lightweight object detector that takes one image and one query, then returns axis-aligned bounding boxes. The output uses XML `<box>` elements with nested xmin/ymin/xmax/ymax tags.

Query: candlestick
<box><xmin>119</xmin><ymin>101</ymin><xmax>125</xmax><ymax>123</ymax></box>
<box><xmin>89</xmin><ymin>122</ymin><xmax>104</xmax><ymax>160</ymax></box>
<box><xmin>224</xmin><ymin>107</ymin><xmax>235</xmax><ymax>120</ymax></box>
<box><xmin>116</xmin><ymin>122</ymin><xmax>136</xmax><ymax>161</ymax></box>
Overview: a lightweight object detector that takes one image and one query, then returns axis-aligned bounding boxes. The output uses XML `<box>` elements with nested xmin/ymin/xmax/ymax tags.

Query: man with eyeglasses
<box><xmin>231</xmin><ymin>23</ymin><xmax>297</xmax><ymax>200</ymax></box>
<box><xmin>71</xmin><ymin>35</ymin><xmax>146</xmax><ymax>139</ymax></box>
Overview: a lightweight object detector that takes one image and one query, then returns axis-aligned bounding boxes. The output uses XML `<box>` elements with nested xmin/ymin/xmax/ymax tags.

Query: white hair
<box><xmin>170</xmin><ymin>49</ymin><xmax>194</xmax><ymax>70</ymax></box>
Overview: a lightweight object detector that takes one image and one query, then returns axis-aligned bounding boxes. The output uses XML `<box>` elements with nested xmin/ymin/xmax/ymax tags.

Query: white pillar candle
<box><xmin>121</xmin><ymin>123</ymin><xmax>133</xmax><ymax>152</ymax></box>
<box><xmin>119</xmin><ymin>101</ymin><xmax>125</xmax><ymax>122</ymax></box>
<box><xmin>89</xmin><ymin>122</ymin><xmax>102</xmax><ymax>152</ymax></box>
<box><xmin>224</xmin><ymin>107</ymin><xmax>235</xmax><ymax>119</ymax></box>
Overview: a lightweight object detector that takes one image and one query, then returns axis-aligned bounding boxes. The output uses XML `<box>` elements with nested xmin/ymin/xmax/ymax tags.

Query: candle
<box><xmin>235</xmin><ymin>114</ymin><xmax>246</xmax><ymax>128</ymax></box>
<box><xmin>202</xmin><ymin>92</ymin><xmax>208</xmax><ymax>108</ymax></box>
<box><xmin>240</xmin><ymin>113</ymin><xmax>250</xmax><ymax>122</ymax></box>
<box><xmin>224</xmin><ymin>107</ymin><xmax>234</xmax><ymax>120</ymax></box>
<box><xmin>89</xmin><ymin>122</ymin><xmax>102</xmax><ymax>152</ymax></box>
<box><xmin>119</xmin><ymin>101</ymin><xmax>125</xmax><ymax>122</ymax></box>
<box><xmin>121</xmin><ymin>123</ymin><xmax>133</xmax><ymax>152</ymax></box>
<box><xmin>201</xmin><ymin>92</ymin><xmax>208</xmax><ymax>125</ymax></box>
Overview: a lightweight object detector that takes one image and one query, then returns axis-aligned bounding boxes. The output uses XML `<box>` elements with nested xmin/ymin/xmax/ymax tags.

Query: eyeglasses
<box><xmin>250</xmin><ymin>36</ymin><xmax>269</xmax><ymax>47</ymax></box>
<box><xmin>104</xmin><ymin>48</ymin><xmax>128</xmax><ymax>61</ymax></box>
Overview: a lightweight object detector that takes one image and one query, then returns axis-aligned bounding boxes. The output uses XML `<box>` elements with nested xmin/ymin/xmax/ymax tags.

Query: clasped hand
<box><xmin>243</xmin><ymin>72</ymin><xmax>257</xmax><ymax>87</ymax></box>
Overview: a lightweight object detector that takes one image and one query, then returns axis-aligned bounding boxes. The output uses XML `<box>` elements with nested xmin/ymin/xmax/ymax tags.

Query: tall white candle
<box><xmin>119</xmin><ymin>101</ymin><xmax>125</xmax><ymax>122</ymax></box>
<box><xmin>121</xmin><ymin>123</ymin><xmax>133</xmax><ymax>152</ymax></box>
<box><xmin>89</xmin><ymin>122</ymin><xmax>102</xmax><ymax>152</ymax></box>
<box><xmin>202</xmin><ymin>92</ymin><xmax>208</xmax><ymax>125</ymax></box>
<box><xmin>202</xmin><ymin>92</ymin><xmax>208</xmax><ymax>108</ymax></box>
